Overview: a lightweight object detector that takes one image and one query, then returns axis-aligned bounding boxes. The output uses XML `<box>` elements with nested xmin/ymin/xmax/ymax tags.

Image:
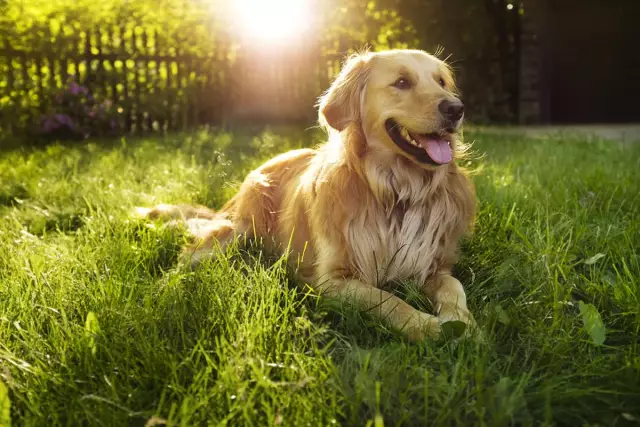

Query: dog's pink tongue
<box><xmin>414</xmin><ymin>135</ymin><xmax>452</xmax><ymax>164</ymax></box>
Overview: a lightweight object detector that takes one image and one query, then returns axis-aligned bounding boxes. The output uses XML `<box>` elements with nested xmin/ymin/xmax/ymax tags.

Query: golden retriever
<box><xmin>138</xmin><ymin>49</ymin><xmax>476</xmax><ymax>341</ymax></box>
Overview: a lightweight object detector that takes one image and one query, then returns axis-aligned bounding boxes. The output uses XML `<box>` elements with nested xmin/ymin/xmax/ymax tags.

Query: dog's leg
<box><xmin>180</xmin><ymin>218</ymin><xmax>251</xmax><ymax>268</ymax></box>
<box><xmin>136</xmin><ymin>203</ymin><xmax>236</xmax><ymax>267</ymax></box>
<box><xmin>136</xmin><ymin>203</ymin><xmax>218</xmax><ymax>221</ymax></box>
<box><xmin>422</xmin><ymin>273</ymin><xmax>475</xmax><ymax>337</ymax></box>
<box><xmin>318</xmin><ymin>278</ymin><xmax>441</xmax><ymax>341</ymax></box>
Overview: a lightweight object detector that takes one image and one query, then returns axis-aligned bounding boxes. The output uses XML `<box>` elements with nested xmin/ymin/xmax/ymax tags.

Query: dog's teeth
<box><xmin>398</xmin><ymin>127</ymin><xmax>422</xmax><ymax>147</ymax></box>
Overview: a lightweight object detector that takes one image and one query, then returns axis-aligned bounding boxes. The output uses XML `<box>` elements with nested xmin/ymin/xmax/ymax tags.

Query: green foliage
<box><xmin>0</xmin><ymin>0</ymin><xmax>223</xmax><ymax>52</ymax></box>
<box><xmin>320</xmin><ymin>0</ymin><xmax>417</xmax><ymax>53</ymax></box>
<box><xmin>578</xmin><ymin>301</ymin><xmax>606</xmax><ymax>346</ymax></box>
<box><xmin>0</xmin><ymin>0</ymin><xmax>230</xmax><ymax>140</ymax></box>
<box><xmin>0</xmin><ymin>128</ymin><xmax>639</xmax><ymax>425</ymax></box>
<box><xmin>494</xmin><ymin>304</ymin><xmax>511</xmax><ymax>325</ymax></box>
<box><xmin>84</xmin><ymin>311</ymin><xmax>101</xmax><ymax>357</ymax></box>
<box><xmin>0</xmin><ymin>380</ymin><xmax>10</xmax><ymax>427</ymax></box>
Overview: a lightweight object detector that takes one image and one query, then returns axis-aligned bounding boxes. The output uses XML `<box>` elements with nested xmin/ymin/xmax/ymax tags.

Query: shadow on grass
<box><xmin>0</xmin><ymin>183</ymin><xmax>30</xmax><ymax>206</ymax></box>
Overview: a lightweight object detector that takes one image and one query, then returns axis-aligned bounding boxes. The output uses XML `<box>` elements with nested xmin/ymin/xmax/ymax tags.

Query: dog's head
<box><xmin>319</xmin><ymin>49</ymin><xmax>464</xmax><ymax>168</ymax></box>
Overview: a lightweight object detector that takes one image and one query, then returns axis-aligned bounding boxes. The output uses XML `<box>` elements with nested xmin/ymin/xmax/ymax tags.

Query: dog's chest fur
<box><xmin>345</xmin><ymin>162</ymin><xmax>463</xmax><ymax>285</ymax></box>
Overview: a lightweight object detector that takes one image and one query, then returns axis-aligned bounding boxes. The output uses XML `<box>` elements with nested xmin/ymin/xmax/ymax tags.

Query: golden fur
<box><xmin>139</xmin><ymin>49</ymin><xmax>477</xmax><ymax>341</ymax></box>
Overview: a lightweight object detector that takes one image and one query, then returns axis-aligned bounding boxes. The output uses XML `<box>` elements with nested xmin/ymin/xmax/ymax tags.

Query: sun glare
<box><xmin>231</xmin><ymin>0</ymin><xmax>312</xmax><ymax>44</ymax></box>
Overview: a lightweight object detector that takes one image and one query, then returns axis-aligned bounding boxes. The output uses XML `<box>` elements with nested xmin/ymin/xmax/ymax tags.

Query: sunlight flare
<box><xmin>230</xmin><ymin>0</ymin><xmax>313</xmax><ymax>43</ymax></box>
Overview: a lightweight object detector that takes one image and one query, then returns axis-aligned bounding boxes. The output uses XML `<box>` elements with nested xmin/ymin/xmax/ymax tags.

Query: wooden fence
<box><xmin>0</xmin><ymin>20</ymin><xmax>523</xmax><ymax>139</ymax></box>
<box><xmin>0</xmin><ymin>24</ymin><xmax>344</xmax><ymax>137</ymax></box>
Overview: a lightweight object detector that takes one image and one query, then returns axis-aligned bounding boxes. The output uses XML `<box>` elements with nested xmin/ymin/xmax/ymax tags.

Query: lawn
<box><xmin>0</xmin><ymin>128</ymin><xmax>639</xmax><ymax>426</ymax></box>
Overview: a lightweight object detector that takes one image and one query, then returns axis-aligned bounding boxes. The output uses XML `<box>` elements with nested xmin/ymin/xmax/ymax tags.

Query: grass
<box><xmin>0</xmin><ymin>127</ymin><xmax>639</xmax><ymax>426</ymax></box>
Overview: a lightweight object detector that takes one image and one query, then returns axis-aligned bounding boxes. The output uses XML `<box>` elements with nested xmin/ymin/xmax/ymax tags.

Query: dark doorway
<box><xmin>543</xmin><ymin>0</ymin><xmax>640</xmax><ymax>124</ymax></box>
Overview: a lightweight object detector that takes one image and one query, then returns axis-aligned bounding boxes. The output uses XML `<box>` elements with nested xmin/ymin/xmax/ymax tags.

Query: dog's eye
<box><xmin>439</xmin><ymin>77</ymin><xmax>446</xmax><ymax>88</ymax></box>
<box><xmin>392</xmin><ymin>77</ymin><xmax>412</xmax><ymax>90</ymax></box>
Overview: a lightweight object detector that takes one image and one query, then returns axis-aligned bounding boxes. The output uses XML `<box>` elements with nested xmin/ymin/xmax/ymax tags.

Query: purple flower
<box><xmin>53</xmin><ymin>113</ymin><xmax>75</xmax><ymax>130</ymax></box>
<box><xmin>68</xmin><ymin>81</ymin><xmax>88</xmax><ymax>96</ymax></box>
<box><xmin>68</xmin><ymin>82</ymin><xmax>81</xmax><ymax>95</ymax></box>
<box><xmin>42</xmin><ymin>116</ymin><xmax>59</xmax><ymax>133</ymax></box>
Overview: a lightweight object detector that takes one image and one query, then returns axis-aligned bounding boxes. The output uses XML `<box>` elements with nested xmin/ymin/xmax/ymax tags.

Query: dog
<box><xmin>138</xmin><ymin>49</ymin><xmax>477</xmax><ymax>341</ymax></box>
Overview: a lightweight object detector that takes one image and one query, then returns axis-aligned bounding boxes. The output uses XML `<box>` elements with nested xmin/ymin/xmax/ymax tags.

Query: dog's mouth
<box><xmin>384</xmin><ymin>119</ymin><xmax>453</xmax><ymax>165</ymax></box>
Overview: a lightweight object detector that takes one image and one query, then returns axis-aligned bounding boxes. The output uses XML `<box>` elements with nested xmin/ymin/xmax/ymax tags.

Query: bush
<box><xmin>38</xmin><ymin>78</ymin><xmax>122</xmax><ymax>141</ymax></box>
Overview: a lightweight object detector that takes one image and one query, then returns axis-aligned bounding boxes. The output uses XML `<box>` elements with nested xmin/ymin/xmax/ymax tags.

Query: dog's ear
<box><xmin>318</xmin><ymin>53</ymin><xmax>372</xmax><ymax>132</ymax></box>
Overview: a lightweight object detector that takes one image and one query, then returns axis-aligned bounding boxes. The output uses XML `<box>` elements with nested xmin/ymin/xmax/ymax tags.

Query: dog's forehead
<box><xmin>373</xmin><ymin>50</ymin><xmax>444</xmax><ymax>77</ymax></box>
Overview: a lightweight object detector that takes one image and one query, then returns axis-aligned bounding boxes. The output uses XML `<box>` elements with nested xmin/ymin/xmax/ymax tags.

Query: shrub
<box><xmin>38</xmin><ymin>77</ymin><xmax>122</xmax><ymax>141</ymax></box>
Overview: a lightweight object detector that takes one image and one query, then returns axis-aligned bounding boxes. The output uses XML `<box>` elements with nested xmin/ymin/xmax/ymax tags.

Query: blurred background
<box><xmin>1</xmin><ymin>0</ymin><xmax>638</xmax><ymax>143</ymax></box>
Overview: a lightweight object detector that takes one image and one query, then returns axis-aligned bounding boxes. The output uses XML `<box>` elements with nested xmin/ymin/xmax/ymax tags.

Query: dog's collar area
<box><xmin>384</xmin><ymin>119</ymin><xmax>453</xmax><ymax>165</ymax></box>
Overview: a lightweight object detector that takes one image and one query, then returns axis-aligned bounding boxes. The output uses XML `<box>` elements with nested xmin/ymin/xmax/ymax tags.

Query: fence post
<box><xmin>45</xmin><ymin>24</ymin><xmax>56</xmax><ymax>94</ymax></box>
<box><xmin>3</xmin><ymin>37</ymin><xmax>15</xmax><ymax>134</ymax></box>
<box><xmin>60</xmin><ymin>24</ymin><xmax>69</xmax><ymax>84</ymax></box>
<box><xmin>84</xmin><ymin>29</ymin><xmax>92</xmax><ymax>86</ymax></box>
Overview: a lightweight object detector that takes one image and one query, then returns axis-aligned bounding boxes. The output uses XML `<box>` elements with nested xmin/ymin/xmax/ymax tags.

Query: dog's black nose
<box><xmin>438</xmin><ymin>99</ymin><xmax>464</xmax><ymax>122</ymax></box>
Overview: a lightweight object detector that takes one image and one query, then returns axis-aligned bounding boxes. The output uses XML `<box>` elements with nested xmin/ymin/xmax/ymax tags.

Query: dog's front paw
<box><xmin>404</xmin><ymin>312</ymin><xmax>441</xmax><ymax>342</ymax></box>
<box><xmin>134</xmin><ymin>204</ymin><xmax>182</xmax><ymax>221</ymax></box>
<box><xmin>134</xmin><ymin>206</ymin><xmax>153</xmax><ymax>218</ymax></box>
